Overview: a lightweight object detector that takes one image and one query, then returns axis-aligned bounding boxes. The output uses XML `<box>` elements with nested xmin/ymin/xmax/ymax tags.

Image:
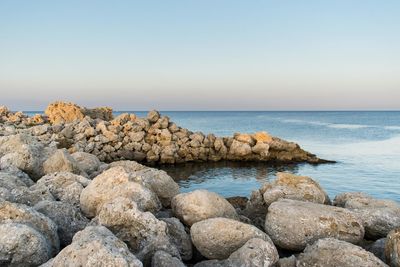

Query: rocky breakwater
<box><xmin>0</xmin><ymin>101</ymin><xmax>329</xmax><ymax>165</ymax></box>
<box><xmin>0</xmin><ymin>130</ymin><xmax>398</xmax><ymax>266</ymax></box>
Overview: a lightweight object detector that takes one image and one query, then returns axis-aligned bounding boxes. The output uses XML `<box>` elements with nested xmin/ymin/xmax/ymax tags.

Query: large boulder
<box><xmin>95</xmin><ymin>197</ymin><xmax>179</xmax><ymax>263</ymax></box>
<box><xmin>261</xmin><ymin>172</ymin><xmax>329</xmax><ymax>206</ymax></box>
<box><xmin>265</xmin><ymin>199</ymin><xmax>364</xmax><ymax>251</ymax></box>
<box><xmin>334</xmin><ymin>192</ymin><xmax>400</xmax><ymax>239</ymax></box>
<box><xmin>34</xmin><ymin>200</ymin><xmax>89</xmax><ymax>247</ymax></box>
<box><xmin>0</xmin><ymin>134</ymin><xmax>56</xmax><ymax>180</ymax></box>
<box><xmin>191</xmin><ymin>217</ymin><xmax>274</xmax><ymax>260</ymax></box>
<box><xmin>226</xmin><ymin>238</ymin><xmax>279</xmax><ymax>267</ymax></box>
<box><xmin>151</xmin><ymin>251</ymin><xmax>185</xmax><ymax>267</ymax></box>
<box><xmin>45</xmin><ymin>101</ymin><xmax>113</xmax><ymax>124</ymax></box>
<box><xmin>296</xmin><ymin>238</ymin><xmax>388</xmax><ymax>267</ymax></box>
<box><xmin>70</xmin><ymin>151</ymin><xmax>101</xmax><ymax>175</ymax></box>
<box><xmin>171</xmin><ymin>190</ymin><xmax>238</xmax><ymax>226</ymax></box>
<box><xmin>385</xmin><ymin>228</ymin><xmax>400</xmax><ymax>267</ymax></box>
<box><xmin>109</xmin><ymin>160</ymin><xmax>179</xmax><ymax>207</ymax></box>
<box><xmin>0</xmin><ymin>222</ymin><xmax>52</xmax><ymax>267</ymax></box>
<box><xmin>43</xmin><ymin>149</ymin><xmax>83</xmax><ymax>175</ymax></box>
<box><xmin>34</xmin><ymin>172</ymin><xmax>91</xmax><ymax>207</ymax></box>
<box><xmin>49</xmin><ymin>226</ymin><xmax>142</xmax><ymax>267</ymax></box>
<box><xmin>0</xmin><ymin>201</ymin><xmax>59</xmax><ymax>256</ymax></box>
<box><xmin>160</xmin><ymin>217</ymin><xmax>192</xmax><ymax>261</ymax></box>
<box><xmin>80</xmin><ymin>167</ymin><xmax>161</xmax><ymax>217</ymax></box>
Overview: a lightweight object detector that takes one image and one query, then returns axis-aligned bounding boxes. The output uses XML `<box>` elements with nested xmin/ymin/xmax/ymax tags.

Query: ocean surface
<box><xmin>26</xmin><ymin>111</ymin><xmax>400</xmax><ymax>202</ymax></box>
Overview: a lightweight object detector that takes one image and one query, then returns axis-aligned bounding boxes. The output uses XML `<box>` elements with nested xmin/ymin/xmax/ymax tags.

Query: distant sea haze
<box><xmin>26</xmin><ymin>111</ymin><xmax>400</xmax><ymax>202</ymax></box>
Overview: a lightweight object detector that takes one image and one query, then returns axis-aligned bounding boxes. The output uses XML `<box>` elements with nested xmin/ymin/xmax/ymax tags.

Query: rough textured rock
<box><xmin>334</xmin><ymin>192</ymin><xmax>400</xmax><ymax>239</ymax></box>
<box><xmin>277</xmin><ymin>256</ymin><xmax>296</xmax><ymax>267</ymax></box>
<box><xmin>50</xmin><ymin>226</ymin><xmax>143</xmax><ymax>267</ymax></box>
<box><xmin>110</xmin><ymin>160</ymin><xmax>179</xmax><ymax>207</ymax></box>
<box><xmin>160</xmin><ymin>217</ymin><xmax>192</xmax><ymax>261</ymax></box>
<box><xmin>80</xmin><ymin>167</ymin><xmax>161</xmax><ymax>217</ymax></box>
<box><xmin>45</xmin><ymin>101</ymin><xmax>113</xmax><ymax>124</ymax></box>
<box><xmin>261</xmin><ymin>172</ymin><xmax>329</xmax><ymax>206</ymax></box>
<box><xmin>227</xmin><ymin>238</ymin><xmax>279</xmax><ymax>267</ymax></box>
<box><xmin>43</xmin><ymin>149</ymin><xmax>83</xmax><ymax>175</ymax></box>
<box><xmin>297</xmin><ymin>238</ymin><xmax>388</xmax><ymax>267</ymax></box>
<box><xmin>0</xmin><ymin>201</ymin><xmax>59</xmax><ymax>256</ymax></box>
<box><xmin>0</xmin><ymin>222</ymin><xmax>52</xmax><ymax>267</ymax></box>
<box><xmin>34</xmin><ymin>172</ymin><xmax>90</xmax><ymax>206</ymax></box>
<box><xmin>365</xmin><ymin>238</ymin><xmax>386</xmax><ymax>262</ymax></box>
<box><xmin>151</xmin><ymin>251</ymin><xmax>185</xmax><ymax>267</ymax></box>
<box><xmin>191</xmin><ymin>217</ymin><xmax>274</xmax><ymax>260</ymax></box>
<box><xmin>71</xmin><ymin>151</ymin><xmax>101</xmax><ymax>175</ymax></box>
<box><xmin>95</xmin><ymin>197</ymin><xmax>179</xmax><ymax>263</ymax></box>
<box><xmin>171</xmin><ymin>190</ymin><xmax>238</xmax><ymax>226</ymax></box>
<box><xmin>265</xmin><ymin>199</ymin><xmax>364</xmax><ymax>251</ymax></box>
<box><xmin>385</xmin><ymin>228</ymin><xmax>400</xmax><ymax>267</ymax></box>
<box><xmin>34</xmin><ymin>200</ymin><xmax>89</xmax><ymax>247</ymax></box>
<box><xmin>0</xmin><ymin>134</ymin><xmax>55</xmax><ymax>180</ymax></box>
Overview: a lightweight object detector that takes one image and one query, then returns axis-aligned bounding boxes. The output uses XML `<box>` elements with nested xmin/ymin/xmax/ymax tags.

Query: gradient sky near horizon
<box><xmin>1</xmin><ymin>0</ymin><xmax>399</xmax><ymax>110</ymax></box>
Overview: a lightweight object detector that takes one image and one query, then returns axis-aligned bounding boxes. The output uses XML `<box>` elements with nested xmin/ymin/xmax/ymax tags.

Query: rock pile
<box><xmin>0</xmin><ymin>101</ymin><xmax>397</xmax><ymax>267</ymax></box>
<box><xmin>0</xmin><ymin>101</ymin><xmax>327</xmax><ymax>165</ymax></box>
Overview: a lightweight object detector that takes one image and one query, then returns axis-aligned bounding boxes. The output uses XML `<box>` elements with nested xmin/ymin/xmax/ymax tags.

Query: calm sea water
<box><xmin>26</xmin><ymin>111</ymin><xmax>400</xmax><ymax>202</ymax></box>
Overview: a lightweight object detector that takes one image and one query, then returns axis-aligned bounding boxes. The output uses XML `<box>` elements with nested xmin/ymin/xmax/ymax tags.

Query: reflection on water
<box><xmin>158</xmin><ymin>161</ymin><xmax>309</xmax><ymax>197</ymax></box>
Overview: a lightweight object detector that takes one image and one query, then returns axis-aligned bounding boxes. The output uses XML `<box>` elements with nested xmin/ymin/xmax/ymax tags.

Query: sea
<box><xmin>26</xmin><ymin>111</ymin><xmax>400</xmax><ymax>202</ymax></box>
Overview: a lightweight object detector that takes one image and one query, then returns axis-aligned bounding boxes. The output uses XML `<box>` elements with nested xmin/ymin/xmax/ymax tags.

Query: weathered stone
<box><xmin>161</xmin><ymin>217</ymin><xmax>192</xmax><ymax>261</ymax></box>
<box><xmin>385</xmin><ymin>228</ymin><xmax>400</xmax><ymax>267</ymax></box>
<box><xmin>234</xmin><ymin>133</ymin><xmax>255</xmax><ymax>145</ymax></box>
<box><xmin>228</xmin><ymin>140</ymin><xmax>252</xmax><ymax>158</ymax></box>
<box><xmin>147</xmin><ymin>110</ymin><xmax>160</xmax><ymax>123</ymax></box>
<box><xmin>297</xmin><ymin>238</ymin><xmax>388</xmax><ymax>267</ymax></box>
<box><xmin>80</xmin><ymin>167</ymin><xmax>161</xmax><ymax>217</ymax></box>
<box><xmin>365</xmin><ymin>238</ymin><xmax>386</xmax><ymax>262</ymax></box>
<box><xmin>277</xmin><ymin>256</ymin><xmax>296</xmax><ymax>267</ymax></box>
<box><xmin>50</xmin><ymin>226</ymin><xmax>142</xmax><ymax>267</ymax></box>
<box><xmin>45</xmin><ymin>102</ymin><xmax>85</xmax><ymax>124</ymax></box>
<box><xmin>334</xmin><ymin>192</ymin><xmax>400</xmax><ymax>239</ymax></box>
<box><xmin>252</xmin><ymin>131</ymin><xmax>273</xmax><ymax>143</ymax></box>
<box><xmin>0</xmin><ymin>134</ymin><xmax>55</xmax><ymax>180</ymax></box>
<box><xmin>95</xmin><ymin>197</ymin><xmax>179</xmax><ymax>263</ymax></box>
<box><xmin>191</xmin><ymin>217</ymin><xmax>273</xmax><ymax>260</ymax></box>
<box><xmin>261</xmin><ymin>172</ymin><xmax>329</xmax><ymax>206</ymax></box>
<box><xmin>34</xmin><ymin>172</ymin><xmax>90</xmax><ymax>206</ymax></box>
<box><xmin>7</xmin><ymin>184</ymin><xmax>55</xmax><ymax>206</ymax></box>
<box><xmin>227</xmin><ymin>238</ymin><xmax>279</xmax><ymax>267</ymax></box>
<box><xmin>265</xmin><ymin>199</ymin><xmax>364</xmax><ymax>251</ymax></box>
<box><xmin>171</xmin><ymin>190</ymin><xmax>238</xmax><ymax>226</ymax></box>
<box><xmin>151</xmin><ymin>251</ymin><xmax>185</xmax><ymax>267</ymax></box>
<box><xmin>0</xmin><ymin>201</ymin><xmax>59</xmax><ymax>256</ymax></box>
<box><xmin>0</xmin><ymin>222</ymin><xmax>52</xmax><ymax>267</ymax></box>
<box><xmin>34</xmin><ymin>200</ymin><xmax>89</xmax><ymax>247</ymax></box>
<box><xmin>71</xmin><ymin>151</ymin><xmax>101</xmax><ymax>175</ymax></box>
<box><xmin>43</xmin><ymin>149</ymin><xmax>83</xmax><ymax>175</ymax></box>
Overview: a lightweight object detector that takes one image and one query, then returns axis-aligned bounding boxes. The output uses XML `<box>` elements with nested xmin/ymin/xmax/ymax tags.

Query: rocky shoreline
<box><xmin>0</xmin><ymin>102</ymin><xmax>399</xmax><ymax>267</ymax></box>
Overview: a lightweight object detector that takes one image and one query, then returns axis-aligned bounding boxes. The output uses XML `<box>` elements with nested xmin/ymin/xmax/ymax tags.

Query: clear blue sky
<box><xmin>0</xmin><ymin>0</ymin><xmax>399</xmax><ymax>110</ymax></box>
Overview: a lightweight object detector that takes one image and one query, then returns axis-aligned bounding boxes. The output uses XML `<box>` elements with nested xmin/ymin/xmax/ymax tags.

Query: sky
<box><xmin>0</xmin><ymin>0</ymin><xmax>399</xmax><ymax>111</ymax></box>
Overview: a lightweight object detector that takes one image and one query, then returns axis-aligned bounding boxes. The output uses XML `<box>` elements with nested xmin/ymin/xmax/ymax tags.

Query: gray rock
<box><xmin>80</xmin><ymin>166</ymin><xmax>161</xmax><ymax>218</ymax></box>
<box><xmin>95</xmin><ymin>197</ymin><xmax>179</xmax><ymax>263</ymax></box>
<box><xmin>171</xmin><ymin>190</ymin><xmax>238</xmax><ymax>226</ymax></box>
<box><xmin>151</xmin><ymin>251</ymin><xmax>185</xmax><ymax>267</ymax></box>
<box><xmin>34</xmin><ymin>200</ymin><xmax>89</xmax><ymax>247</ymax></box>
<box><xmin>385</xmin><ymin>228</ymin><xmax>400</xmax><ymax>267</ymax></box>
<box><xmin>161</xmin><ymin>217</ymin><xmax>193</xmax><ymax>261</ymax></box>
<box><xmin>0</xmin><ymin>222</ymin><xmax>52</xmax><ymax>267</ymax></box>
<box><xmin>261</xmin><ymin>172</ymin><xmax>329</xmax><ymax>206</ymax></box>
<box><xmin>191</xmin><ymin>217</ymin><xmax>274</xmax><ymax>260</ymax></box>
<box><xmin>34</xmin><ymin>172</ymin><xmax>90</xmax><ymax>206</ymax></box>
<box><xmin>277</xmin><ymin>256</ymin><xmax>296</xmax><ymax>267</ymax></box>
<box><xmin>71</xmin><ymin>151</ymin><xmax>101</xmax><ymax>175</ymax></box>
<box><xmin>265</xmin><ymin>199</ymin><xmax>364</xmax><ymax>251</ymax></box>
<box><xmin>50</xmin><ymin>226</ymin><xmax>143</xmax><ymax>267</ymax></box>
<box><xmin>227</xmin><ymin>238</ymin><xmax>279</xmax><ymax>267</ymax></box>
<box><xmin>365</xmin><ymin>238</ymin><xmax>386</xmax><ymax>262</ymax></box>
<box><xmin>0</xmin><ymin>134</ymin><xmax>55</xmax><ymax>180</ymax></box>
<box><xmin>297</xmin><ymin>238</ymin><xmax>388</xmax><ymax>267</ymax></box>
<box><xmin>0</xmin><ymin>201</ymin><xmax>59</xmax><ymax>256</ymax></box>
<box><xmin>43</xmin><ymin>149</ymin><xmax>83</xmax><ymax>175</ymax></box>
<box><xmin>334</xmin><ymin>192</ymin><xmax>400</xmax><ymax>239</ymax></box>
